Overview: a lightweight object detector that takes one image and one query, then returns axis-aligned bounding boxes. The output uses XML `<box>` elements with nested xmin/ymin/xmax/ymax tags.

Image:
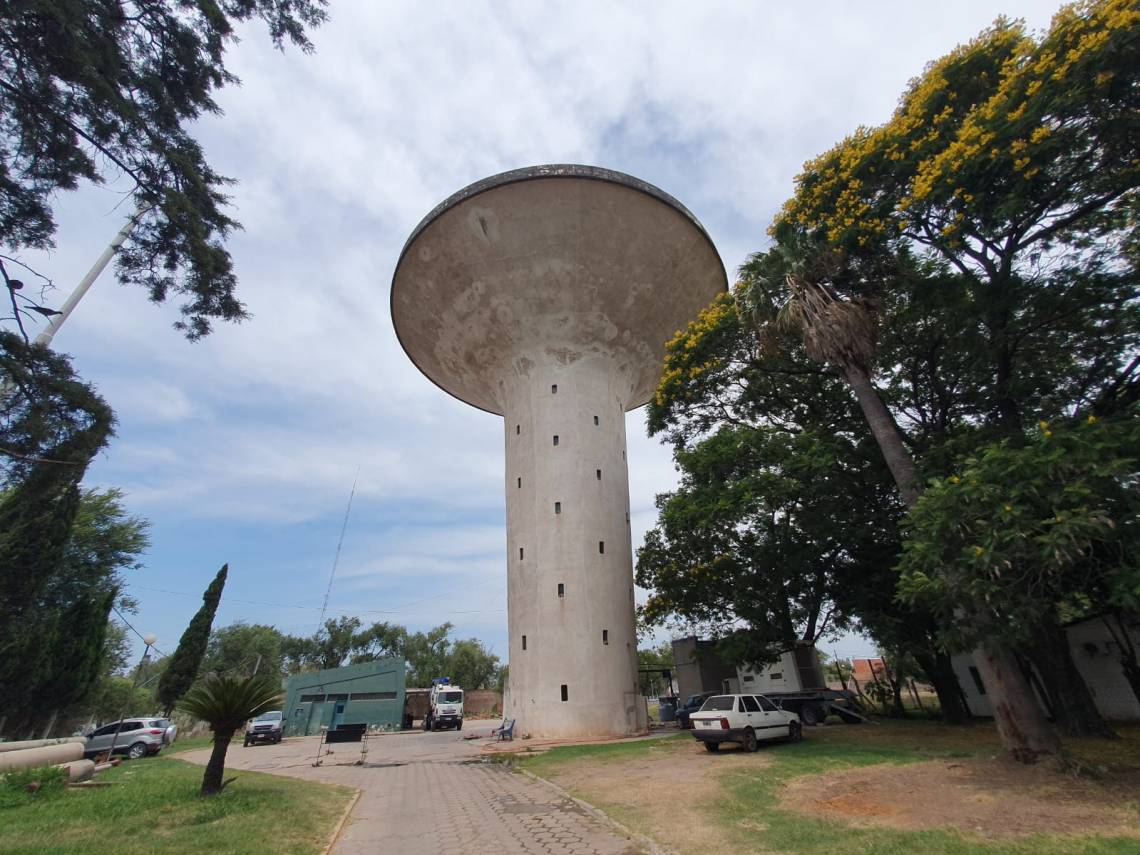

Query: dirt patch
<box><xmin>540</xmin><ymin>739</ymin><xmax>771</xmax><ymax>855</ymax></box>
<box><xmin>781</xmin><ymin>757</ymin><xmax>1140</xmax><ymax>839</ymax></box>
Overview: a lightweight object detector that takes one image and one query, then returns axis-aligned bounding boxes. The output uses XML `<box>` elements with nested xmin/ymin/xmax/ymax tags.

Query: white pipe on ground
<box><xmin>54</xmin><ymin>759</ymin><xmax>96</xmax><ymax>783</ymax></box>
<box><xmin>0</xmin><ymin>741</ymin><xmax>83</xmax><ymax>772</ymax></box>
<box><xmin>0</xmin><ymin>737</ymin><xmax>86</xmax><ymax>754</ymax></box>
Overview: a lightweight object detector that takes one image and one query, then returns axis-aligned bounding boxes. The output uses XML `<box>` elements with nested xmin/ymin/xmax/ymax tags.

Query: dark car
<box><xmin>675</xmin><ymin>692</ymin><xmax>719</xmax><ymax>729</ymax></box>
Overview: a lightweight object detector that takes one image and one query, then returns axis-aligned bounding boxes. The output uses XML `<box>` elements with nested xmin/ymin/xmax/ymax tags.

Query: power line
<box><xmin>110</xmin><ymin>605</ymin><xmax>169</xmax><ymax>658</ymax></box>
<box><xmin>318</xmin><ymin>469</ymin><xmax>359</xmax><ymax>633</ymax></box>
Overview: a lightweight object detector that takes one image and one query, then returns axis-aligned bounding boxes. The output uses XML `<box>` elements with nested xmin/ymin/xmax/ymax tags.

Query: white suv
<box><xmin>689</xmin><ymin>694</ymin><xmax>802</xmax><ymax>753</ymax></box>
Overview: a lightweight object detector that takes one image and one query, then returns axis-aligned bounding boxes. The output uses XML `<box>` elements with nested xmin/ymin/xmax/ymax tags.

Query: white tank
<box><xmin>391</xmin><ymin>165</ymin><xmax>726</xmax><ymax>738</ymax></box>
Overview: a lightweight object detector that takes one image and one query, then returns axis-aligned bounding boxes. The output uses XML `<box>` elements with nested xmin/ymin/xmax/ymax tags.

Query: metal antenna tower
<box><xmin>317</xmin><ymin>469</ymin><xmax>359</xmax><ymax>633</ymax></box>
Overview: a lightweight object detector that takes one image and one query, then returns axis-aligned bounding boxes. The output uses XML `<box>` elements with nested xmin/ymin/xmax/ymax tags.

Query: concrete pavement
<box><xmin>178</xmin><ymin>727</ymin><xmax>644</xmax><ymax>854</ymax></box>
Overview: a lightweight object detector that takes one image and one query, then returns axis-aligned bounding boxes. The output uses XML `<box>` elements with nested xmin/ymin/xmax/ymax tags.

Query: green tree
<box><xmin>178</xmin><ymin>673</ymin><xmax>281</xmax><ymax>796</ymax></box>
<box><xmin>898</xmin><ymin>416</ymin><xmax>1140</xmax><ymax>728</ymax></box>
<box><xmin>646</xmin><ymin>291</ymin><xmax>971</xmax><ymax>723</ymax></box>
<box><xmin>0</xmin><ymin>0</ymin><xmax>327</xmax><ymax>340</ymax></box>
<box><xmin>30</xmin><ymin>589</ymin><xmax>116</xmax><ymax>729</ymax></box>
<box><xmin>0</xmin><ymin>334</ymin><xmax>115</xmax><ymax>737</ymax></box>
<box><xmin>201</xmin><ymin>622</ymin><xmax>287</xmax><ymax>680</ymax></box>
<box><xmin>446</xmin><ymin>639</ymin><xmax>500</xmax><ymax>690</ymax></box>
<box><xmin>403</xmin><ymin>624</ymin><xmax>454</xmax><ymax>688</ymax></box>
<box><xmin>749</xmin><ymin>0</ymin><xmax>1140</xmax><ymax>761</ymax></box>
<box><xmin>637</xmin><ymin>643</ymin><xmax>674</xmax><ymax>698</ymax></box>
<box><xmin>157</xmin><ymin>564</ymin><xmax>228</xmax><ymax>715</ymax></box>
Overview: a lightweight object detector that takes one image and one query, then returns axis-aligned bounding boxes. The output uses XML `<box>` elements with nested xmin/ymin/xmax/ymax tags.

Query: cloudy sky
<box><xmin>17</xmin><ymin>0</ymin><xmax>1061</xmax><ymax>666</ymax></box>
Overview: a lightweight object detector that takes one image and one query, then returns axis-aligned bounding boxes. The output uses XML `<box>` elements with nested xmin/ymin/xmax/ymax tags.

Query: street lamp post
<box><xmin>107</xmin><ymin>633</ymin><xmax>157</xmax><ymax>760</ymax></box>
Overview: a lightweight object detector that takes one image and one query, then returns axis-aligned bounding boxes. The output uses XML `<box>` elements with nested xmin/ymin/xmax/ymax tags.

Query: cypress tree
<box><xmin>29</xmin><ymin>590</ymin><xmax>116</xmax><ymax>734</ymax></box>
<box><xmin>0</xmin><ymin>333</ymin><xmax>114</xmax><ymax>738</ymax></box>
<box><xmin>158</xmin><ymin>564</ymin><xmax>229</xmax><ymax>715</ymax></box>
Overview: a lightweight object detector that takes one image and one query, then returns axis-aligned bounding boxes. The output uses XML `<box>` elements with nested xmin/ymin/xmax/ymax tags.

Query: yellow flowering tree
<box><xmin>776</xmin><ymin>0</ymin><xmax>1140</xmax><ymax>432</ymax></box>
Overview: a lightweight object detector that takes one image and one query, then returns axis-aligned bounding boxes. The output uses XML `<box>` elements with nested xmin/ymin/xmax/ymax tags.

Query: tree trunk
<box><xmin>972</xmin><ymin>636</ymin><xmax>1060</xmax><ymax>763</ymax></box>
<box><xmin>1026</xmin><ymin>621</ymin><xmax>1117</xmax><ymax>739</ymax></box>
<box><xmin>841</xmin><ymin>366</ymin><xmax>921</xmax><ymax>507</ymax></box>
<box><xmin>914</xmin><ymin>650</ymin><xmax>970</xmax><ymax>724</ymax></box>
<box><xmin>200</xmin><ymin>729</ymin><xmax>235</xmax><ymax>796</ymax></box>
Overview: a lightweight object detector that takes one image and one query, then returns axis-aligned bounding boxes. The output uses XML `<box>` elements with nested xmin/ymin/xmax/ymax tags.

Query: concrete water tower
<box><xmin>391</xmin><ymin>165</ymin><xmax>726</xmax><ymax>737</ymax></box>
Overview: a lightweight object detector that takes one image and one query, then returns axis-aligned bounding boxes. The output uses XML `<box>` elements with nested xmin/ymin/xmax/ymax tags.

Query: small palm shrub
<box><xmin>178</xmin><ymin>673</ymin><xmax>281</xmax><ymax>795</ymax></box>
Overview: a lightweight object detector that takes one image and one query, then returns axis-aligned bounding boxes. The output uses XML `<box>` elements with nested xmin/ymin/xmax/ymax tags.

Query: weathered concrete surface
<box><xmin>391</xmin><ymin>166</ymin><xmax>726</xmax><ymax>738</ymax></box>
<box><xmin>179</xmin><ymin>731</ymin><xmax>641</xmax><ymax>855</ymax></box>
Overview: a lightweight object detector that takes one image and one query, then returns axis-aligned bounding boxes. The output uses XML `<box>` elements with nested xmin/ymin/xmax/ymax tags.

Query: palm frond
<box><xmin>178</xmin><ymin>673</ymin><xmax>282</xmax><ymax>733</ymax></box>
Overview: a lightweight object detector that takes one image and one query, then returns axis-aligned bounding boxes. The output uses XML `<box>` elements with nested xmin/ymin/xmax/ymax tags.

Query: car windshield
<box><xmin>684</xmin><ymin>695</ymin><xmax>705</xmax><ymax>707</ymax></box>
<box><xmin>699</xmin><ymin>696</ymin><xmax>736</xmax><ymax>712</ymax></box>
<box><xmin>439</xmin><ymin>692</ymin><xmax>463</xmax><ymax>703</ymax></box>
<box><xmin>254</xmin><ymin>712</ymin><xmax>282</xmax><ymax>722</ymax></box>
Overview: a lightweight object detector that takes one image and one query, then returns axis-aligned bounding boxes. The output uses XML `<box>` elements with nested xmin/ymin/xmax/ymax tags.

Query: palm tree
<box><xmin>178</xmin><ymin>673</ymin><xmax>281</xmax><ymax>795</ymax></box>
<box><xmin>741</xmin><ymin>246</ymin><xmax>920</xmax><ymax>507</ymax></box>
<box><xmin>739</xmin><ymin>242</ymin><xmax>1061</xmax><ymax>763</ymax></box>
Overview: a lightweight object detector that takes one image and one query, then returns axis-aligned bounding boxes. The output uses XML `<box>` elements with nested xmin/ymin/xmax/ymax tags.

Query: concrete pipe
<box><xmin>0</xmin><ymin>737</ymin><xmax>86</xmax><ymax>754</ymax></box>
<box><xmin>55</xmin><ymin>759</ymin><xmax>96</xmax><ymax>783</ymax></box>
<box><xmin>0</xmin><ymin>741</ymin><xmax>83</xmax><ymax>772</ymax></box>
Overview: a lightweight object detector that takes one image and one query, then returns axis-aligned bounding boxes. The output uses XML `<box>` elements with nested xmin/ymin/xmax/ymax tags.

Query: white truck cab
<box><xmin>424</xmin><ymin>679</ymin><xmax>464</xmax><ymax>731</ymax></box>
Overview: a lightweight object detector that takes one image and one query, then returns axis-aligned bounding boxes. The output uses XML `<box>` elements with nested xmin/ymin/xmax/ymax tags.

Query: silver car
<box><xmin>84</xmin><ymin>717</ymin><xmax>177</xmax><ymax>760</ymax></box>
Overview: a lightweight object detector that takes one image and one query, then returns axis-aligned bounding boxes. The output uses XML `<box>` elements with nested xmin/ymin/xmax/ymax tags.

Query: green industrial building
<box><xmin>283</xmin><ymin>658</ymin><xmax>406</xmax><ymax>735</ymax></box>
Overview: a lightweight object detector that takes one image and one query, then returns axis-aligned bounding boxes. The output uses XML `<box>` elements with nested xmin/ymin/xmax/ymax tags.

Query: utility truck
<box><xmin>423</xmin><ymin>678</ymin><xmax>464</xmax><ymax>731</ymax></box>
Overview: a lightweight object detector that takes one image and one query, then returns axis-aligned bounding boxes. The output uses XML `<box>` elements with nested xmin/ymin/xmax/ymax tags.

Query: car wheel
<box><xmin>741</xmin><ymin>728</ymin><xmax>758</xmax><ymax>753</ymax></box>
<box><xmin>789</xmin><ymin>721</ymin><xmax>802</xmax><ymax>742</ymax></box>
<box><xmin>456</xmin><ymin>721</ymin><xmax>462</xmax><ymax>732</ymax></box>
<box><xmin>703</xmin><ymin>741</ymin><xmax>720</xmax><ymax>752</ymax></box>
<box><xmin>800</xmin><ymin>704</ymin><xmax>824</xmax><ymax>726</ymax></box>
<box><xmin>127</xmin><ymin>742</ymin><xmax>147</xmax><ymax>760</ymax></box>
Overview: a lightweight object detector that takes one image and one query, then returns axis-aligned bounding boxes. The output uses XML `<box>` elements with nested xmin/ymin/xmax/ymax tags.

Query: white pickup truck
<box><xmin>689</xmin><ymin>693</ymin><xmax>802</xmax><ymax>753</ymax></box>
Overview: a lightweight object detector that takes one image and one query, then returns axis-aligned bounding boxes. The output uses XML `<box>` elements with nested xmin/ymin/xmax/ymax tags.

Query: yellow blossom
<box><xmin>1087</xmin><ymin>414</ymin><xmax>1097</xmax><ymax>424</ymax></box>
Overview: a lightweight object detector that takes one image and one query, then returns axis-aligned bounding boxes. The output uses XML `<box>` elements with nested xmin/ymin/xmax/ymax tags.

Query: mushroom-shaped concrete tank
<box><xmin>391</xmin><ymin>165</ymin><xmax>726</xmax><ymax>738</ymax></box>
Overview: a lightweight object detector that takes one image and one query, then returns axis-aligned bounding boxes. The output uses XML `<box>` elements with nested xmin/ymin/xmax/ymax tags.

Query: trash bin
<box><xmin>658</xmin><ymin>698</ymin><xmax>677</xmax><ymax>723</ymax></box>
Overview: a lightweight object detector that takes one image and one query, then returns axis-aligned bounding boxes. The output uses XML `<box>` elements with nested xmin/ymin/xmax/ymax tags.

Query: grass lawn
<box><xmin>0</xmin><ymin>753</ymin><xmax>353</xmax><ymax>855</ymax></box>
<box><xmin>162</xmin><ymin>735</ymin><xmax>222</xmax><ymax>755</ymax></box>
<box><xmin>517</xmin><ymin>721</ymin><xmax>1140</xmax><ymax>855</ymax></box>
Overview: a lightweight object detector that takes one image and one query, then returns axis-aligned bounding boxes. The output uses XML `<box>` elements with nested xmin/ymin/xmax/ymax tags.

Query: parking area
<box><xmin>178</xmin><ymin>727</ymin><xmax>642</xmax><ymax>855</ymax></box>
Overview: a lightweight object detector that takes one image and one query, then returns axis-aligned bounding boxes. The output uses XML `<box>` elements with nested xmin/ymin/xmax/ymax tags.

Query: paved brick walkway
<box><xmin>179</xmin><ymin>730</ymin><xmax>641</xmax><ymax>855</ymax></box>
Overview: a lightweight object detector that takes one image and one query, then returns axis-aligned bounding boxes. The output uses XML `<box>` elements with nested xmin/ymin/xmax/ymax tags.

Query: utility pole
<box><xmin>34</xmin><ymin>205</ymin><xmax>146</xmax><ymax>348</ymax></box>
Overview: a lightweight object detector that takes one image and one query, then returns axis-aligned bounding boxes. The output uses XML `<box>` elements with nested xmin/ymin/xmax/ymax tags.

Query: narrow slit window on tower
<box><xmin>599</xmin><ymin>541</ymin><xmax>605</xmax><ymax>554</ymax></box>
<box><xmin>522</xmin><ymin>635</ymin><xmax>527</xmax><ymax>651</ymax></box>
<box><xmin>553</xmin><ymin>435</ymin><xmax>560</xmax><ymax>446</ymax></box>
<box><xmin>551</xmin><ymin>384</ymin><xmax>558</xmax><ymax>394</ymax></box>
<box><xmin>602</xmin><ymin>629</ymin><xmax>609</xmax><ymax>645</ymax></box>
<box><xmin>561</xmin><ymin>684</ymin><xmax>569</xmax><ymax>702</ymax></box>
<box><xmin>596</xmin><ymin>469</ymin><xmax>601</xmax><ymax>480</ymax></box>
<box><xmin>517</xmin><ymin>477</ymin><xmax>522</xmax><ymax>488</ymax></box>
<box><xmin>554</xmin><ymin>501</ymin><xmax>562</xmax><ymax>514</ymax></box>
<box><xmin>557</xmin><ymin>582</ymin><xmax>565</xmax><ymax>598</ymax></box>
<box><xmin>519</xmin><ymin>547</ymin><xmax>524</xmax><ymax>560</ymax></box>
<box><xmin>593</xmin><ymin>415</ymin><xmax>599</xmax><ymax>426</ymax></box>
<box><xmin>622</xmin><ymin>450</ymin><xmax>626</xmax><ymax>460</ymax></box>
<box><xmin>516</xmin><ymin>424</ymin><xmax>520</xmax><ymax>435</ymax></box>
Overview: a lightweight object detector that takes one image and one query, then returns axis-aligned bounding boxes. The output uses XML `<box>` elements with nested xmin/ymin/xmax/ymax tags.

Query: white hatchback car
<box><xmin>689</xmin><ymin>694</ymin><xmax>802</xmax><ymax>753</ymax></box>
